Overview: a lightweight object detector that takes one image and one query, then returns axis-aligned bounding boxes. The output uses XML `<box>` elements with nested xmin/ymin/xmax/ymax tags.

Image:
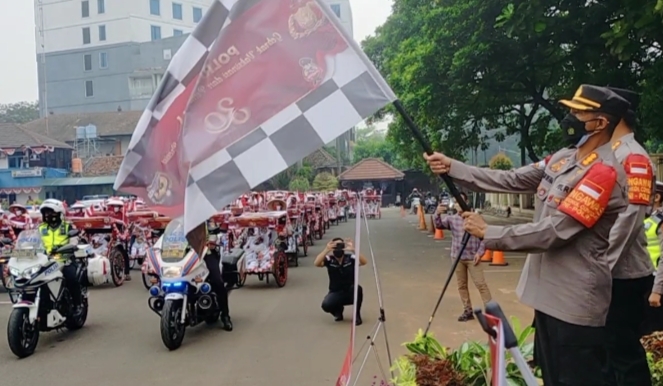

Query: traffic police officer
<box><xmin>424</xmin><ymin>85</ymin><xmax>630</xmax><ymax>386</ymax></box>
<box><xmin>645</xmin><ymin>182</ymin><xmax>663</xmax><ymax>334</ymax></box>
<box><xmin>39</xmin><ymin>199</ymin><xmax>83</xmax><ymax>315</ymax></box>
<box><xmin>601</xmin><ymin>87</ymin><xmax>655</xmax><ymax>385</ymax></box>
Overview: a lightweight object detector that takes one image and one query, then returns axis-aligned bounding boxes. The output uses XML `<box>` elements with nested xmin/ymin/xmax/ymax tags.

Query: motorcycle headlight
<box><xmin>161</xmin><ymin>266</ymin><xmax>183</xmax><ymax>278</ymax></box>
<box><xmin>10</xmin><ymin>265</ymin><xmax>40</xmax><ymax>279</ymax></box>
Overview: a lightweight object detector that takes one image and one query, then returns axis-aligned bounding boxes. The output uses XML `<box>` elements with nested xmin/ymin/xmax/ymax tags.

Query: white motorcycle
<box><xmin>147</xmin><ymin>218</ymin><xmax>226</xmax><ymax>351</ymax></box>
<box><xmin>5</xmin><ymin>228</ymin><xmax>91</xmax><ymax>358</ymax></box>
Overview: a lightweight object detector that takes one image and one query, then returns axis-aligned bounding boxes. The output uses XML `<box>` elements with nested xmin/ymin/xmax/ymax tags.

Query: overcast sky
<box><xmin>0</xmin><ymin>0</ymin><xmax>392</xmax><ymax>104</ymax></box>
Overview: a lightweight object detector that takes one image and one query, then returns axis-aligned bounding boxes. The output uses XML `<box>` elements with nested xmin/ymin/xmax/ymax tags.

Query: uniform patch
<box><xmin>581</xmin><ymin>152</ymin><xmax>598</xmax><ymax>166</ymax></box>
<box><xmin>623</xmin><ymin>153</ymin><xmax>653</xmax><ymax>206</ymax></box>
<box><xmin>558</xmin><ymin>163</ymin><xmax>617</xmax><ymax>228</ymax></box>
<box><xmin>532</xmin><ymin>154</ymin><xmax>552</xmax><ymax>169</ymax></box>
<box><xmin>550</xmin><ymin>158</ymin><xmax>567</xmax><ymax>172</ymax></box>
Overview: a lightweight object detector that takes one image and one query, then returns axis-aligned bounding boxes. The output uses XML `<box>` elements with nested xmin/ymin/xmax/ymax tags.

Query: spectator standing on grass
<box><xmin>434</xmin><ymin>192</ymin><xmax>492</xmax><ymax>322</ymax></box>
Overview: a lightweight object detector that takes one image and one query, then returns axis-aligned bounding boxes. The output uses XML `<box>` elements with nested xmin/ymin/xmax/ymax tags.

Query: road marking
<box><xmin>0</xmin><ymin>301</ymin><xmax>13</xmax><ymax>305</ymax></box>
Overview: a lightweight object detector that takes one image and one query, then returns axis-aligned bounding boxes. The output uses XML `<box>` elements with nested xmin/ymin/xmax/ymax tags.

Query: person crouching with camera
<box><xmin>315</xmin><ymin>238</ymin><xmax>367</xmax><ymax>326</ymax></box>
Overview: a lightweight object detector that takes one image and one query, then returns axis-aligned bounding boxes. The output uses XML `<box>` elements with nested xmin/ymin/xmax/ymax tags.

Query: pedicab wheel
<box><xmin>141</xmin><ymin>272</ymin><xmax>151</xmax><ymax>290</ymax></box>
<box><xmin>301</xmin><ymin>240</ymin><xmax>308</xmax><ymax>257</ymax></box>
<box><xmin>110</xmin><ymin>248</ymin><xmax>126</xmax><ymax>287</ymax></box>
<box><xmin>274</xmin><ymin>251</ymin><xmax>288</xmax><ymax>287</ymax></box>
<box><xmin>308</xmin><ymin>233</ymin><xmax>314</xmax><ymax>246</ymax></box>
<box><xmin>288</xmin><ymin>253</ymin><xmax>299</xmax><ymax>267</ymax></box>
<box><xmin>316</xmin><ymin>229</ymin><xmax>323</xmax><ymax>240</ymax></box>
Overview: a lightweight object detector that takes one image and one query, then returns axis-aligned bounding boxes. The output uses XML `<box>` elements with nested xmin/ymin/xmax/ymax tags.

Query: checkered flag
<box><xmin>115</xmin><ymin>0</ymin><xmax>396</xmax><ymax>238</ymax></box>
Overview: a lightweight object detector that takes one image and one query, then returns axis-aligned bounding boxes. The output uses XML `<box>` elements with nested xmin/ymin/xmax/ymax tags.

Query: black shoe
<box><xmin>458</xmin><ymin>310</ymin><xmax>474</xmax><ymax>322</ymax></box>
<box><xmin>355</xmin><ymin>316</ymin><xmax>363</xmax><ymax>326</ymax></box>
<box><xmin>221</xmin><ymin>314</ymin><xmax>233</xmax><ymax>331</ymax></box>
<box><xmin>333</xmin><ymin>312</ymin><xmax>344</xmax><ymax>322</ymax></box>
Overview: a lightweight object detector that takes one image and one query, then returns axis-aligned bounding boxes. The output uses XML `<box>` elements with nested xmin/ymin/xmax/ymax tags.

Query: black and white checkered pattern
<box><xmin>116</xmin><ymin>0</ymin><xmax>397</xmax><ymax>233</ymax></box>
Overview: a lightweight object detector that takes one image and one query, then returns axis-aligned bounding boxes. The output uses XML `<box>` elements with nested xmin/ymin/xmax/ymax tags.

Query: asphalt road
<box><xmin>0</xmin><ymin>209</ymin><xmax>531</xmax><ymax>385</ymax></box>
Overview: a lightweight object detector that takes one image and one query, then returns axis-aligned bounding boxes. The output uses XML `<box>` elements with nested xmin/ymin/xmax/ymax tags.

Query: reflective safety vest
<box><xmin>39</xmin><ymin>222</ymin><xmax>70</xmax><ymax>254</ymax></box>
<box><xmin>644</xmin><ymin>216</ymin><xmax>662</xmax><ymax>269</ymax></box>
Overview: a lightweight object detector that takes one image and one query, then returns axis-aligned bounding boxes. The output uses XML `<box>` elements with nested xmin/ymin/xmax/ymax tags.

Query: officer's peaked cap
<box><xmin>559</xmin><ymin>84</ymin><xmax>630</xmax><ymax>118</ymax></box>
<box><xmin>606</xmin><ymin>86</ymin><xmax>640</xmax><ymax>113</ymax></box>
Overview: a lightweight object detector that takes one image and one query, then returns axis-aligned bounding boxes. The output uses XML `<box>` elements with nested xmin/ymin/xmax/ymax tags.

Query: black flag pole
<box><xmin>392</xmin><ymin>100</ymin><xmax>473</xmax><ymax>336</ymax></box>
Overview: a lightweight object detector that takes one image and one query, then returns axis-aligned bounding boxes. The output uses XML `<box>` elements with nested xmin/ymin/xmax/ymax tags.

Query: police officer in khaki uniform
<box><xmin>424</xmin><ymin>85</ymin><xmax>630</xmax><ymax>386</ymax></box>
<box><xmin>601</xmin><ymin>87</ymin><xmax>655</xmax><ymax>385</ymax></box>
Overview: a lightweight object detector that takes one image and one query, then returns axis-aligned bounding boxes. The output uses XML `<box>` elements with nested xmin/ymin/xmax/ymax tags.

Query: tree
<box><xmin>312</xmin><ymin>172</ymin><xmax>338</xmax><ymax>191</ymax></box>
<box><xmin>289</xmin><ymin>177</ymin><xmax>310</xmax><ymax>192</ymax></box>
<box><xmin>0</xmin><ymin>101</ymin><xmax>39</xmax><ymax>124</ymax></box>
<box><xmin>489</xmin><ymin>152</ymin><xmax>514</xmax><ymax>170</ymax></box>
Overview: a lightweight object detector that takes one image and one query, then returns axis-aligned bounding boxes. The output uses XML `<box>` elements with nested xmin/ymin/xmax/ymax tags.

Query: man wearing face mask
<box><xmin>314</xmin><ymin>237</ymin><xmax>367</xmax><ymax>325</ymax></box>
<box><xmin>423</xmin><ymin>85</ymin><xmax>630</xmax><ymax>386</ymax></box>
<box><xmin>598</xmin><ymin>87</ymin><xmax>655</xmax><ymax>385</ymax></box>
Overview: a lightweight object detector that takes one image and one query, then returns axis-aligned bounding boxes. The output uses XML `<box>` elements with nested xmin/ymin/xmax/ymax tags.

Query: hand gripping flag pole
<box><xmin>392</xmin><ymin>101</ymin><xmax>473</xmax><ymax>336</ymax></box>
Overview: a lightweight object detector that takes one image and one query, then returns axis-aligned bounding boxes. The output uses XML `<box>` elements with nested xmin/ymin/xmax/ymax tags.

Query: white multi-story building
<box><xmin>35</xmin><ymin>0</ymin><xmax>354</xmax><ymax>116</ymax></box>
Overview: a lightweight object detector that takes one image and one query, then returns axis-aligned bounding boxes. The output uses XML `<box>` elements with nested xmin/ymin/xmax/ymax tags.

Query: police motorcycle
<box><xmin>424</xmin><ymin>194</ymin><xmax>438</xmax><ymax>214</ymax></box>
<box><xmin>147</xmin><ymin>218</ymin><xmax>227</xmax><ymax>350</ymax></box>
<box><xmin>5</xmin><ymin>228</ymin><xmax>91</xmax><ymax>358</ymax></box>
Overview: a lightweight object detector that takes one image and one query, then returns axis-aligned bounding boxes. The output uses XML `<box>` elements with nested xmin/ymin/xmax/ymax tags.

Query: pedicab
<box><xmin>127</xmin><ymin>212</ymin><xmax>171</xmax><ymax>289</ymax></box>
<box><xmin>313</xmin><ymin>202</ymin><xmax>325</xmax><ymax>239</ymax></box>
<box><xmin>209</xmin><ymin>210</ymin><xmax>245</xmax><ymax>290</ymax></box>
<box><xmin>328</xmin><ymin>197</ymin><xmax>339</xmax><ymax>226</ymax></box>
<box><xmin>289</xmin><ymin>205</ymin><xmax>309</xmax><ymax>257</ymax></box>
<box><xmin>0</xmin><ymin>214</ymin><xmax>16</xmax><ymax>291</ymax></box>
<box><xmin>70</xmin><ymin>216</ymin><xmax>128</xmax><ymax>286</ymax></box>
<box><xmin>232</xmin><ymin>211</ymin><xmax>288</xmax><ymax>287</ymax></box>
<box><xmin>302</xmin><ymin>203</ymin><xmax>316</xmax><ymax>246</ymax></box>
<box><xmin>337</xmin><ymin>197</ymin><xmax>348</xmax><ymax>223</ymax></box>
<box><xmin>348</xmin><ymin>192</ymin><xmax>358</xmax><ymax>218</ymax></box>
<box><xmin>266</xmin><ymin>198</ymin><xmax>300</xmax><ymax>267</ymax></box>
<box><xmin>363</xmin><ymin>192</ymin><xmax>382</xmax><ymax>219</ymax></box>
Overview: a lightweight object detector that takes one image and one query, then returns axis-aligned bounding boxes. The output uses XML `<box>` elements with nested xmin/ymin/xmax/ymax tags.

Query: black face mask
<box><xmin>560</xmin><ymin>113</ymin><xmax>616</xmax><ymax>148</ymax></box>
<box><xmin>44</xmin><ymin>213</ymin><xmax>61</xmax><ymax>228</ymax></box>
<box><xmin>332</xmin><ymin>249</ymin><xmax>344</xmax><ymax>258</ymax></box>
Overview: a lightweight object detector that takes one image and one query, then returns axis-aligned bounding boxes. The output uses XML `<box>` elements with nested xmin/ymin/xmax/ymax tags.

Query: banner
<box><xmin>114</xmin><ymin>0</ymin><xmax>396</xmax><ymax>241</ymax></box>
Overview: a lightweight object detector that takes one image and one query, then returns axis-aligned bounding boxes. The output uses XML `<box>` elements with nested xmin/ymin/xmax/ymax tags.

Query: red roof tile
<box><xmin>338</xmin><ymin>158</ymin><xmax>404</xmax><ymax>181</ymax></box>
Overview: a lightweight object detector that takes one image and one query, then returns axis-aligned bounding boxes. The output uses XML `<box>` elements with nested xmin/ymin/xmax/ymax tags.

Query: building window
<box><xmin>85</xmin><ymin>80</ymin><xmax>94</xmax><ymax>97</ymax></box>
<box><xmin>98</xmin><ymin>25</ymin><xmax>106</xmax><ymax>41</ymax></box>
<box><xmin>192</xmin><ymin>6</ymin><xmax>202</xmax><ymax>23</ymax></box>
<box><xmin>172</xmin><ymin>3</ymin><xmax>182</xmax><ymax>20</ymax></box>
<box><xmin>129</xmin><ymin>76</ymin><xmax>155</xmax><ymax>97</ymax></box>
<box><xmin>329</xmin><ymin>4</ymin><xmax>341</xmax><ymax>18</ymax></box>
<box><xmin>84</xmin><ymin>54</ymin><xmax>92</xmax><ymax>71</ymax></box>
<box><xmin>81</xmin><ymin>0</ymin><xmax>90</xmax><ymax>17</ymax></box>
<box><xmin>150</xmin><ymin>25</ymin><xmax>161</xmax><ymax>40</ymax></box>
<box><xmin>150</xmin><ymin>0</ymin><xmax>160</xmax><ymax>15</ymax></box>
<box><xmin>99</xmin><ymin>52</ymin><xmax>108</xmax><ymax>69</ymax></box>
<box><xmin>173</xmin><ymin>29</ymin><xmax>183</xmax><ymax>36</ymax></box>
<box><xmin>82</xmin><ymin>27</ymin><xmax>91</xmax><ymax>44</ymax></box>
<box><xmin>97</xmin><ymin>0</ymin><xmax>105</xmax><ymax>13</ymax></box>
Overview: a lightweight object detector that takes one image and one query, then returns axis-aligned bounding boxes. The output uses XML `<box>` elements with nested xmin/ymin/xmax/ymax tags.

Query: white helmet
<box><xmin>40</xmin><ymin>199</ymin><xmax>66</xmax><ymax>215</ymax></box>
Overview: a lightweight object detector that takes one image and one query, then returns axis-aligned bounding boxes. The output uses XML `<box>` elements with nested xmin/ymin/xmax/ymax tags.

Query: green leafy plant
<box><xmin>288</xmin><ymin>177</ymin><xmax>310</xmax><ymax>192</ymax></box>
<box><xmin>312</xmin><ymin>172</ymin><xmax>338</xmax><ymax>191</ymax></box>
<box><xmin>393</xmin><ymin>317</ymin><xmax>538</xmax><ymax>386</ymax></box>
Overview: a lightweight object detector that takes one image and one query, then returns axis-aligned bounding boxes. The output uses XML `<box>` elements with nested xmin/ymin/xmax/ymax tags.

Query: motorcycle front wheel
<box><xmin>160</xmin><ymin>299</ymin><xmax>186</xmax><ymax>351</ymax></box>
<box><xmin>7</xmin><ymin>307</ymin><xmax>40</xmax><ymax>359</ymax></box>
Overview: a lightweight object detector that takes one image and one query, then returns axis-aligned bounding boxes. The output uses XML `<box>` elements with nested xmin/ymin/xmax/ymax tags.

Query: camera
<box><xmin>334</xmin><ymin>242</ymin><xmax>345</xmax><ymax>250</ymax></box>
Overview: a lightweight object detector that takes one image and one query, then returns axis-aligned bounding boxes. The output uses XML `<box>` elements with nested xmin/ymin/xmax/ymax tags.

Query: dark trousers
<box><xmin>321</xmin><ymin>285</ymin><xmax>363</xmax><ymax>317</ymax></box>
<box><xmin>62</xmin><ymin>264</ymin><xmax>82</xmax><ymax>306</ymax></box>
<box><xmin>204</xmin><ymin>252</ymin><xmax>229</xmax><ymax>316</ymax></box>
<box><xmin>534</xmin><ymin>310</ymin><xmax>605</xmax><ymax>386</ymax></box>
<box><xmin>603</xmin><ymin>276</ymin><xmax>653</xmax><ymax>386</ymax></box>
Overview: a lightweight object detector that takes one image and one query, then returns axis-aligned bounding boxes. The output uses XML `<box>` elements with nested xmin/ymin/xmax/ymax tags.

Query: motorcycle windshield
<box><xmin>13</xmin><ymin>229</ymin><xmax>44</xmax><ymax>258</ymax></box>
<box><xmin>160</xmin><ymin>218</ymin><xmax>188</xmax><ymax>263</ymax></box>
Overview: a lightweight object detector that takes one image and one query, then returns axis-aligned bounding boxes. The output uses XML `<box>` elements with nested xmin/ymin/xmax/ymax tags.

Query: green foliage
<box><xmin>0</xmin><ymin>101</ymin><xmax>39</xmax><ymax>124</ymax></box>
<box><xmin>288</xmin><ymin>177</ymin><xmax>310</xmax><ymax>192</ymax></box>
<box><xmin>489</xmin><ymin>152</ymin><xmax>514</xmax><ymax>170</ymax></box>
<box><xmin>364</xmin><ymin>0</ymin><xmax>663</xmax><ymax>169</ymax></box>
<box><xmin>312</xmin><ymin>172</ymin><xmax>338</xmax><ymax>191</ymax></box>
<box><xmin>392</xmin><ymin>317</ymin><xmax>538</xmax><ymax>386</ymax></box>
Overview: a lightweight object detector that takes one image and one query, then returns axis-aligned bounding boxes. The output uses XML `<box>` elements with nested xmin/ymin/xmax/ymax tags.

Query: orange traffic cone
<box><xmin>418</xmin><ymin>206</ymin><xmax>427</xmax><ymax>231</ymax></box>
<box><xmin>481</xmin><ymin>249</ymin><xmax>492</xmax><ymax>262</ymax></box>
<box><xmin>489</xmin><ymin>250</ymin><xmax>508</xmax><ymax>266</ymax></box>
<box><xmin>434</xmin><ymin>227</ymin><xmax>444</xmax><ymax>240</ymax></box>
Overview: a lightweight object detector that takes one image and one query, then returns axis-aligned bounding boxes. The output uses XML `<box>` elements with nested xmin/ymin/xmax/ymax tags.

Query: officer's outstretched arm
<box><xmin>448</xmin><ymin>159</ymin><xmax>545</xmax><ymax>195</ymax></box>
<box><xmin>483</xmin><ymin>163</ymin><xmax>621</xmax><ymax>253</ymax></box>
<box><xmin>606</xmin><ymin>204</ymin><xmax>647</xmax><ymax>271</ymax></box>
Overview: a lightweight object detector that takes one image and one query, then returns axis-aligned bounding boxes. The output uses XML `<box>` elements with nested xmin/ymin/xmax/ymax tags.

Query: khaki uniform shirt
<box><xmin>609</xmin><ymin>133</ymin><xmax>655</xmax><ymax>279</ymax></box>
<box><xmin>449</xmin><ymin>142</ymin><xmax>627</xmax><ymax>327</ymax></box>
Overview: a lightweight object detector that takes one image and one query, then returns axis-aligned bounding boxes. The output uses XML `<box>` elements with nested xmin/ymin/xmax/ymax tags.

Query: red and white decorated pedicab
<box><xmin>233</xmin><ymin>211</ymin><xmax>288</xmax><ymax>288</ymax></box>
<box><xmin>362</xmin><ymin>189</ymin><xmax>382</xmax><ymax>219</ymax></box>
<box><xmin>127</xmin><ymin>211</ymin><xmax>171</xmax><ymax>289</ymax></box>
